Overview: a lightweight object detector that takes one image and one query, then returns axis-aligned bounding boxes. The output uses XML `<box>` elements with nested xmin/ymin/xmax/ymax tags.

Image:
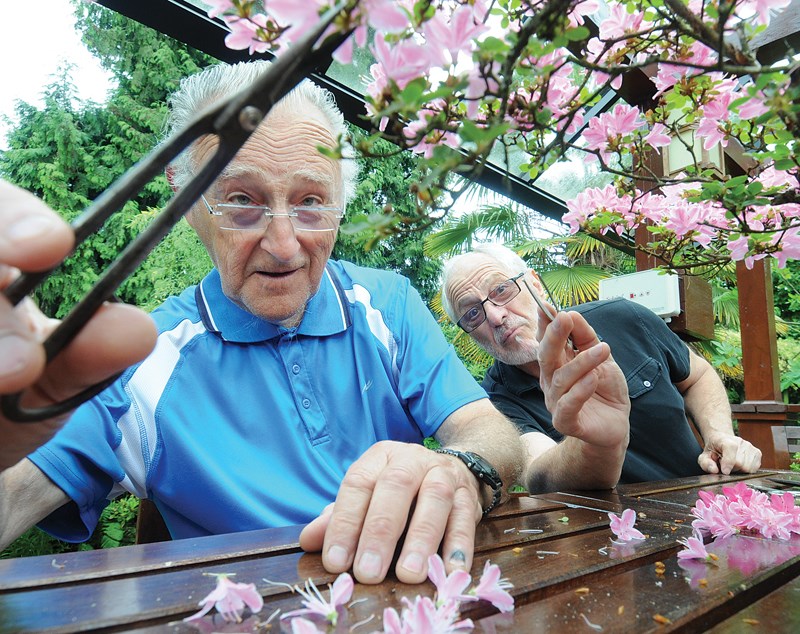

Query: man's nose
<box><xmin>259</xmin><ymin>216</ymin><xmax>301</xmax><ymax>261</ymax></box>
<box><xmin>483</xmin><ymin>301</ymin><xmax>507</xmax><ymax>326</ymax></box>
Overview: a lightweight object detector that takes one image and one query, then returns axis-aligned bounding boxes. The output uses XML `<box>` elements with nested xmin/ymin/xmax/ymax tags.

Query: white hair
<box><xmin>440</xmin><ymin>244</ymin><xmax>528</xmax><ymax>322</ymax></box>
<box><xmin>165</xmin><ymin>60</ymin><xmax>358</xmax><ymax>204</ymax></box>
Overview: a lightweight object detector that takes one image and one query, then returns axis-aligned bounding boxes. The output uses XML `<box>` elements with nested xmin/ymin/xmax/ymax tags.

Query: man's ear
<box><xmin>165</xmin><ymin>165</ymin><xmax>178</xmax><ymax>193</ymax></box>
<box><xmin>528</xmin><ymin>269</ymin><xmax>545</xmax><ymax>294</ymax></box>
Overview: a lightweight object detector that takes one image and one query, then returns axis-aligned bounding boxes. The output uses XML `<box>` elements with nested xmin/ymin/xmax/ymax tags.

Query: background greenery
<box><xmin>2</xmin><ymin>0</ymin><xmax>799</xmax><ymax>559</ymax></box>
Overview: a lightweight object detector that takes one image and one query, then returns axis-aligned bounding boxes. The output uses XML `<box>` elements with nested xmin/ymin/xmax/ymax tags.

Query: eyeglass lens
<box><xmin>218</xmin><ymin>204</ymin><xmax>341</xmax><ymax>232</ymax></box>
<box><xmin>458</xmin><ymin>276</ymin><xmax>521</xmax><ymax>332</ymax></box>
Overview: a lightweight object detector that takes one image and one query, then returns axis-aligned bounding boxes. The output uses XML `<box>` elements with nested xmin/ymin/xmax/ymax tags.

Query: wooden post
<box><xmin>731</xmin><ymin>260</ymin><xmax>799</xmax><ymax>469</ymax></box>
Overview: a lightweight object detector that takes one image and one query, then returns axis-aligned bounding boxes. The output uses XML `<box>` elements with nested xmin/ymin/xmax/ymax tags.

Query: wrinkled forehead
<box><xmin>448</xmin><ymin>254</ymin><xmax>519</xmax><ymax>306</ymax></box>
<box><xmin>195</xmin><ymin>100</ymin><xmax>342</xmax><ymax>189</ymax></box>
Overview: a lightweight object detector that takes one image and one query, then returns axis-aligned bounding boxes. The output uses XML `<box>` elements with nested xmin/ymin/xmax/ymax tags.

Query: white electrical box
<box><xmin>598</xmin><ymin>270</ymin><xmax>681</xmax><ymax>319</ymax></box>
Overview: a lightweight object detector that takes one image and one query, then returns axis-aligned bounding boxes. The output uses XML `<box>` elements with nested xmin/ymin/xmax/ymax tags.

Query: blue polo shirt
<box><xmin>30</xmin><ymin>261</ymin><xmax>486</xmax><ymax>542</ymax></box>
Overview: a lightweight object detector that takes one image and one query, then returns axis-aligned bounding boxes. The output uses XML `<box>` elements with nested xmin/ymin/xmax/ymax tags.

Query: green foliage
<box><xmin>1</xmin><ymin>495</ymin><xmax>140</xmax><ymax>559</ymax></box>
<box><xmin>336</xmin><ymin>130</ymin><xmax>443</xmax><ymax>303</ymax></box>
<box><xmin>791</xmin><ymin>453</ymin><xmax>800</xmax><ymax>473</ymax></box>
<box><xmin>0</xmin><ymin>1</ymin><xmax>214</xmax><ymax>317</ymax></box>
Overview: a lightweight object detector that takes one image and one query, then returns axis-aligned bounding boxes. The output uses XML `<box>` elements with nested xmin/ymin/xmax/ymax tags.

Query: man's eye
<box><xmin>299</xmin><ymin>195</ymin><xmax>324</xmax><ymax>207</ymax></box>
<box><xmin>229</xmin><ymin>193</ymin><xmax>256</xmax><ymax>206</ymax></box>
<box><xmin>465</xmin><ymin>306</ymin><xmax>482</xmax><ymax>321</ymax></box>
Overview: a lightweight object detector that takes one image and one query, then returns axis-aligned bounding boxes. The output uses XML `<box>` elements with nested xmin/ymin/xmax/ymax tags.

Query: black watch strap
<box><xmin>435</xmin><ymin>448</ymin><xmax>503</xmax><ymax>517</ymax></box>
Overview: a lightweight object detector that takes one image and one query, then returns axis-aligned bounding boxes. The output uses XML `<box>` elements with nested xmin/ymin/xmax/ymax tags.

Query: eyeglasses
<box><xmin>201</xmin><ymin>194</ymin><xmax>344</xmax><ymax>232</ymax></box>
<box><xmin>456</xmin><ymin>272</ymin><xmax>525</xmax><ymax>333</ymax></box>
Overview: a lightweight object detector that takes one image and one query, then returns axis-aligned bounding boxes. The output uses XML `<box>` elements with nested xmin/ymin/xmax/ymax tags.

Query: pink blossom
<box><xmin>363</xmin><ymin>0</ymin><xmax>410</xmax><ymax>32</ymax></box>
<box><xmin>383</xmin><ymin>596</ymin><xmax>474</xmax><ymax>634</ymax></box>
<box><xmin>727</xmin><ymin>236</ymin><xmax>750</xmax><ymax>262</ymax></box>
<box><xmin>205</xmin><ymin>0</ymin><xmax>234</xmax><ymax>18</ymax></box>
<box><xmin>737</xmin><ymin>97</ymin><xmax>770</xmax><ymax>120</ymax></box>
<box><xmin>598</xmin><ymin>3</ymin><xmax>644</xmax><ymax>40</ymax></box>
<box><xmin>423</xmin><ymin>3</ymin><xmax>488</xmax><ymax>66</ymax></box>
<box><xmin>223</xmin><ymin>14</ymin><xmax>271</xmax><ymax>55</ymax></box>
<box><xmin>268</xmin><ymin>0</ymin><xmax>327</xmax><ymax>45</ymax></box>
<box><xmin>372</xmin><ymin>33</ymin><xmax>435</xmax><ymax>90</ymax></box>
<box><xmin>283</xmin><ymin>572</ymin><xmax>354</xmax><ymax>626</ymax></box>
<box><xmin>471</xmin><ymin>560</ymin><xmax>514</xmax><ymax>613</ymax></box>
<box><xmin>568</xmin><ymin>0</ymin><xmax>600</xmax><ymax>26</ymax></box>
<box><xmin>427</xmin><ymin>554</ymin><xmax>475</xmax><ymax>607</ymax></box>
<box><xmin>645</xmin><ymin>122</ymin><xmax>671</xmax><ymax>148</ymax></box>
<box><xmin>608</xmin><ymin>508</ymin><xmax>646</xmax><ymax>542</ymax></box>
<box><xmin>741</xmin><ymin>0</ymin><xmax>792</xmax><ymax>26</ymax></box>
<box><xmin>290</xmin><ymin>617</ymin><xmax>325</xmax><ymax>634</ymax></box>
<box><xmin>676</xmin><ymin>533</ymin><xmax>714</xmax><ymax>562</ymax></box>
<box><xmin>697</xmin><ymin>116</ymin><xmax>728</xmax><ymax>151</ymax></box>
<box><xmin>184</xmin><ymin>573</ymin><xmax>263</xmax><ymax>623</ymax></box>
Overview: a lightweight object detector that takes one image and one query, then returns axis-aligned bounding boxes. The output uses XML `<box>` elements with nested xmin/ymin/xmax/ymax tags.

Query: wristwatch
<box><xmin>435</xmin><ymin>448</ymin><xmax>503</xmax><ymax>517</ymax></box>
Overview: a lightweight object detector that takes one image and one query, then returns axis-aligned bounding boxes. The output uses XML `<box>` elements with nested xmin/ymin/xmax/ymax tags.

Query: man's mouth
<box><xmin>257</xmin><ymin>269</ymin><xmax>297</xmax><ymax>279</ymax></box>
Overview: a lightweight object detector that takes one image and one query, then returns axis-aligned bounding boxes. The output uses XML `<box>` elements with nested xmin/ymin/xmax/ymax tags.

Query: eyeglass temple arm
<box><xmin>2</xmin><ymin>3</ymin><xmax>351</xmax><ymax>423</ymax></box>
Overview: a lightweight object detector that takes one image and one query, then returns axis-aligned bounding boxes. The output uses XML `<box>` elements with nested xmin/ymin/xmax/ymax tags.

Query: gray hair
<box><xmin>440</xmin><ymin>244</ymin><xmax>529</xmax><ymax>322</ymax></box>
<box><xmin>165</xmin><ymin>60</ymin><xmax>358</xmax><ymax>204</ymax></box>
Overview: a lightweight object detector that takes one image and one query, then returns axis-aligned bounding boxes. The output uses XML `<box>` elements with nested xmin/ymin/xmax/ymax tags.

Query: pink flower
<box><xmin>744</xmin><ymin>0</ymin><xmax>792</xmax><ymax>26</ymax></box>
<box><xmin>471</xmin><ymin>561</ymin><xmax>514</xmax><ymax>613</ymax></box>
<box><xmin>677</xmin><ymin>533</ymin><xmax>714</xmax><ymax>562</ymax></box>
<box><xmin>427</xmin><ymin>554</ymin><xmax>475</xmax><ymax>607</ymax></box>
<box><xmin>737</xmin><ymin>97</ymin><xmax>770</xmax><ymax>120</ymax></box>
<box><xmin>384</xmin><ymin>596</ymin><xmax>474</xmax><ymax>634</ymax></box>
<box><xmin>290</xmin><ymin>617</ymin><xmax>325</xmax><ymax>634</ymax></box>
<box><xmin>608</xmin><ymin>509</ymin><xmax>646</xmax><ymax>542</ymax></box>
<box><xmin>372</xmin><ymin>32</ymin><xmax>435</xmax><ymax>90</ymax></box>
<box><xmin>283</xmin><ymin>572</ymin><xmax>354</xmax><ymax>626</ymax></box>
<box><xmin>205</xmin><ymin>0</ymin><xmax>234</xmax><ymax>19</ymax></box>
<box><xmin>184</xmin><ymin>573</ymin><xmax>264</xmax><ymax>623</ymax></box>
<box><xmin>222</xmin><ymin>14</ymin><xmax>271</xmax><ymax>55</ymax></box>
<box><xmin>423</xmin><ymin>3</ymin><xmax>488</xmax><ymax>66</ymax></box>
<box><xmin>645</xmin><ymin>122</ymin><xmax>671</xmax><ymax>148</ymax></box>
<box><xmin>268</xmin><ymin>0</ymin><xmax>327</xmax><ymax>45</ymax></box>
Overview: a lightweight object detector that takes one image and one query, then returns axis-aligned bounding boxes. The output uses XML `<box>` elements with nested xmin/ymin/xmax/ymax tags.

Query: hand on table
<box><xmin>698</xmin><ymin>431</ymin><xmax>762</xmax><ymax>475</ymax></box>
<box><xmin>535</xmin><ymin>308</ymin><xmax>630</xmax><ymax>450</ymax></box>
<box><xmin>298</xmin><ymin>440</ymin><xmax>482</xmax><ymax>585</ymax></box>
<box><xmin>0</xmin><ymin>181</ymin><xmax>157</xmax><ymax>470</ymax></box>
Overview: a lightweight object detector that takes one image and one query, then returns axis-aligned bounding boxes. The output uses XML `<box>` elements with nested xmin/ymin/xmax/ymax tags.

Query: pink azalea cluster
<box><xmin>691</xmin><ymin>482</ymin><xmax>800</xmax><ymax>541</ymax></box>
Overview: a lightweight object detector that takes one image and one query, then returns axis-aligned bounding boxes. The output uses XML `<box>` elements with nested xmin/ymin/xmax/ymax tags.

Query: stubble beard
<box><xmin>476</xmin><ymin>316</ymin><xmax>540</xmax><ymax>366</ymax></box>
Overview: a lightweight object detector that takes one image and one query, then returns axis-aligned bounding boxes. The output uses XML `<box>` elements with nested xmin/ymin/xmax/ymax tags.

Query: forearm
<box><xmin>525</xmin><ymin>434</ymin><xmax>627</xmax><ymax>493</ymax></box>
<box><xmin>681</xmin><ymin>365</ymin><xmax>735</xmax><ymax>442</ymax></box>
<box><xmin>0</xmin><ymin>458</ymin><xmax>69</xmax><ymax>550</ymax></box>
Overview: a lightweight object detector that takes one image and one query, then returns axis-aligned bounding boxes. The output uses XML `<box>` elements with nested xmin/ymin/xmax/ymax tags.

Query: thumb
<box><xmin>298</xmin><ymin>502</ymin><xmax>335</xmax><ymax>553</ymax></box>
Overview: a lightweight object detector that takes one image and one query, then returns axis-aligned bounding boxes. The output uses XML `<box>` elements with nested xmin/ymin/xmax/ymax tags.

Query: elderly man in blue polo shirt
<box><xmin>0</xmin><ymin>62</ymin><xmax>524</xmax><ymax>585</ymax></box>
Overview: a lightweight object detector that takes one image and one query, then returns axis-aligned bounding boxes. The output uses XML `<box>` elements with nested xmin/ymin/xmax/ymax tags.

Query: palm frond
<box><xmin>712</xmin><ymin>288</ymin><xmax>740</xmax><ymax>329</ymax></box>
<box><xmin>540</xmin><ymin>265</ymin><xmax>610</xmax><ymax>307</ymax></box>
<box><xmin>423</xmin><ymin>204</ymin><xmax>530</xmax><ymax>258</ymax></box>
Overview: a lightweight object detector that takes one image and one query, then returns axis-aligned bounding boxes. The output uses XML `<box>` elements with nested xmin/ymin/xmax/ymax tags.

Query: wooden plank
<box><xmin>474</xmin><ymin>534</ymin><xmax>800</xmax><ymax>633</ymax></box>
<box><xmin>0</xmin><ymin>524</ymin><xmax>302</xmax><ymax>591</ymax></box>
<box><xmin>616</xmin><ymin>473</ymin><xmax>777</xmax><ymax>498</ymax></box>
<box><xmin>706</xmin><ymin>574</ymin><xmax>800</xmax><ymax>632</ymax></box>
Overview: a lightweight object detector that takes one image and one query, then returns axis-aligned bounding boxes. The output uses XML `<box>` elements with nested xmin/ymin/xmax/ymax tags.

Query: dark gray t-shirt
<box><xmin>482</xmin><ymin>298</ymin><xmax>705</xmax><ymax>484</ymax></box>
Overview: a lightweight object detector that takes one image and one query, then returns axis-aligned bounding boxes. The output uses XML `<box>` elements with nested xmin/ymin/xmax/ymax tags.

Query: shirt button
<box><xmin>643</xmin><ymin>380</ymin><xmax>652</xmax><ymax>388</ymax></box>
<box><xmin>302</xmin><ymin>398</ymin><xmax>311</xmax><ymax>409</ymax></box>
<box><xmin>292</xmin><ymin>364</ymin><xmax>301</xmax><ymax>375</ymax></box>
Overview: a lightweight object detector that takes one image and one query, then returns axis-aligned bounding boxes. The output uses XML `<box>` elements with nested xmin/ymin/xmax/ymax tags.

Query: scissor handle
<box><xmin>2</xmin><ymin>4</ymin><xmax>352</xmax><ymax>422</ymax></box>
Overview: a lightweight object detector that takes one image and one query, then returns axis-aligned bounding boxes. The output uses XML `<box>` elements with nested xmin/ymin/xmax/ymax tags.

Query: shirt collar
<box><xmin>197</xmin><ymin>266</ymin><xmax>351</xmax><ymax>343</ymax></box>
<box><xmin>492</xmin><ymin>360</ymin><xmax>541</xmax><ymax>395</ymax></box>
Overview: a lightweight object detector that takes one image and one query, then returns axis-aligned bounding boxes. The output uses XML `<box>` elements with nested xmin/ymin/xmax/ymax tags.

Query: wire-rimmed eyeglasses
<box><xmin>456</xmin><ymin>272</ymin><xmax>525</xmax><ymax>333</ymax></box>
<box><xmin>201</xmin><ymin>194</ymin><xmax>344</xmax><ymax>232</ymax></box>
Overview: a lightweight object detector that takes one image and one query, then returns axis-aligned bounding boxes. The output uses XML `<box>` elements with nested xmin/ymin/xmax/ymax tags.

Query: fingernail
<box><xmin>358</xmin><ymin>550</ymin><xmax>382</xmax><ymax>579</ymax></box>
<box><xmin>327</xmin><ymin>544</ymin><xmax>348</xmax><ymax>569</ymax></box>
<box><xmin>402</xmin><ymin>552</ymin><xmax>424</xmax><ymax>575</ymax></box>
<box><xmin>590</xmin><ymin>344</ymin><xmax>605</xmax><ymax>358</ymax></box>
<box><xmin>4</xmin><ymin>215</ymin><xmax>61</xmax><ymax>243</ymax></box>
<box><xmin>449</xmin><ymin>550</ymin><xmax>467</xmax><ymax>568</ymax></box>
<box><xmin>0</xmin><ymin>335</ymin><xmax>31</xmax><ymax>378</ymax></box>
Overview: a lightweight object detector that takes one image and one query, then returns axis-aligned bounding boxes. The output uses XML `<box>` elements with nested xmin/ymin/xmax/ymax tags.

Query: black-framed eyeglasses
<box><xmin>201</xmin><ymin>194</ymin><xmax>343</xmax><ymax>232</ymax></box>
<box><xmin>456</xmin><ymin>272</ymin><xmax>525</xmax><ymax>333</ymax></box>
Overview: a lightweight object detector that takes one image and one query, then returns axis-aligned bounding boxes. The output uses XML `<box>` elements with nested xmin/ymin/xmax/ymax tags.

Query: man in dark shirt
<box><xmin>441</xmin><ymin>244</ymin><xmax>762</xmax><ymax>490</ymax></box>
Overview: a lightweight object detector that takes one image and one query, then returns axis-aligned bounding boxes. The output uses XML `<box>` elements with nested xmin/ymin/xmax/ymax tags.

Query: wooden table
<box><xmin>2</xmin><ymin>472</ymin><xmax>800</xmax><ymax>632</ymax></box>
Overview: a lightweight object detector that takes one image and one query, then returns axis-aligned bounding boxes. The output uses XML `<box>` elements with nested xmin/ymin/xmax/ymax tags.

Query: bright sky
<box><xmin>0</xmin><ymin>0</ymin><xmax>113</xmax><ymax>150</ymax></box>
